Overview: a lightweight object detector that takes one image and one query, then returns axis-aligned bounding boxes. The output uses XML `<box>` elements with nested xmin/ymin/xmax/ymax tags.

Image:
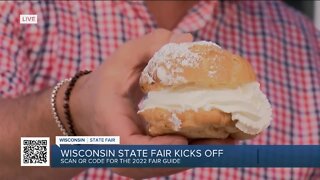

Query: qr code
<box><xmin>21</xmin><ymin>137</ymin><xmax>50</xmax><ymax>166</ymax></box>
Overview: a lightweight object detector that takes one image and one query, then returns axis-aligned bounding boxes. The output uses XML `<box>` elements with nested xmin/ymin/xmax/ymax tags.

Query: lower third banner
<box><xmin>51</xmin><ymin>145</ymin><xmax>320</xmax><ymax>168</ymax></box>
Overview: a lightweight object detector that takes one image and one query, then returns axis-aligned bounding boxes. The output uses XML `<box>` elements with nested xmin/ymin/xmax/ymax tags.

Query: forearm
<box><xmin>0</xmin><ymin>86</ymin><xmax>83</xmax><ymax>179</ymax></box>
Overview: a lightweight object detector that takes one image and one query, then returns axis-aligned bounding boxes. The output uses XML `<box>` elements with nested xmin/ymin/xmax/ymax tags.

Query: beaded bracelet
<box><xmin>51</xmin><ymin>78</ymin><xmax>71</xmax><ymax>136</ymax></box>
<box><xmin>63</xmin><ymin>70</ymin><xmax>92</xmax><ymax>136</ymax></box>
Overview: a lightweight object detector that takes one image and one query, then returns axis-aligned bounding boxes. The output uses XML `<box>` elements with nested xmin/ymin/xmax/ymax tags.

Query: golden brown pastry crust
<box><xmin>139</xmin><ymin>108</ymin><xmax>257</xmax><ymax>139</ymax></box>
<box><xmin>140</xmin><ymin>43</ymin><xmax>256</xmax><ymax>92</ymax></box>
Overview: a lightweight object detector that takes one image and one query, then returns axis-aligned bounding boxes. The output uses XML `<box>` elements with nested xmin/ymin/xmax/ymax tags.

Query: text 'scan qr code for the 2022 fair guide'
<box><xmin>21</xmin><ymin>137</ymin><xmax>50</xmax><ymax>166</ymax></box>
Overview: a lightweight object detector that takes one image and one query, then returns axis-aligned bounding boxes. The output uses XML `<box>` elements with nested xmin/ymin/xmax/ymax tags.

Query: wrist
<box><xmin>68</xmin><ymin>73</ymin><xmax>91</xmax><ymax>135</ymax></box>
<box><xmin>54</xmin><ymin>73</ymin><xmax>91</xmax><ymax>136</ymax></box>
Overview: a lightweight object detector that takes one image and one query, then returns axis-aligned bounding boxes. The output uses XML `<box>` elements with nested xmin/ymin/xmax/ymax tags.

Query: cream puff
<box><xmin>138</xmin><ymin>41</ymin><xmax>272</xmax><ymax>139</ymax></box>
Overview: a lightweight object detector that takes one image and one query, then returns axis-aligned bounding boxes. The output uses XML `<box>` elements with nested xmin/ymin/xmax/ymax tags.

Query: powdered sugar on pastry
<box><xmin>170</xmin><ymin>113</ymin><xmax>182</xmax><ymax>131</ymax></box>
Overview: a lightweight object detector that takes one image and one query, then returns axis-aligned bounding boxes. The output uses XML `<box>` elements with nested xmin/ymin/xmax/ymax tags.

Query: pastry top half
<box><xmin>138</xmin><ymin>41</ymin><xmax>272</xmax><ymax>139</ymax></box>
<box><xmin>140</xmin><ymin>41</ymin><xmax>256</xmax><ymax>92</ymax></box>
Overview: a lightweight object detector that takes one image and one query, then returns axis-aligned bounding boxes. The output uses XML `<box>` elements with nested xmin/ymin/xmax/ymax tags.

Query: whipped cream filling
<box><xmin>139</xmin><ymin>82</ymin><xmax>272</xmax><ymax>135</ymax></box>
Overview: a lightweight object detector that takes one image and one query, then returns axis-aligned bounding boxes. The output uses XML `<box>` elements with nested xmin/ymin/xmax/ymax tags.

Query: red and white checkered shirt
<box><xmin>1</xmin><ymin>1</ymin><xmax>319</xmax><ymax>179</ymax></box>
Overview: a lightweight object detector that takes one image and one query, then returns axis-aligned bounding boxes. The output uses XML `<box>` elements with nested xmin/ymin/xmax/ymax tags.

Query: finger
<box><xmin>190</xmin><ymin>138</ymin><xmax>238</xmax><ymax>145</ymax></box>
<box><xmin>110</xmin><ymin>29</ymin><xmax>172</xmax><ymax>68</ymax></box>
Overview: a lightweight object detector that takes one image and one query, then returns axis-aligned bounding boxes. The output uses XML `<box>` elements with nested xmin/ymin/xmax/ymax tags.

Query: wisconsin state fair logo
<box><xmin>20</xmin><ymin>14</ymin><xmax>37</xmax><ymax>24</ymax></box>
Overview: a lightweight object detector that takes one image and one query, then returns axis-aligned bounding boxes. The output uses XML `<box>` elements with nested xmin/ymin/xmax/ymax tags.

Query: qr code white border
<box><xmin>21</xmin><ymin>137</ymin><xmax>50</xmax><ymax>166</ymax></box>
